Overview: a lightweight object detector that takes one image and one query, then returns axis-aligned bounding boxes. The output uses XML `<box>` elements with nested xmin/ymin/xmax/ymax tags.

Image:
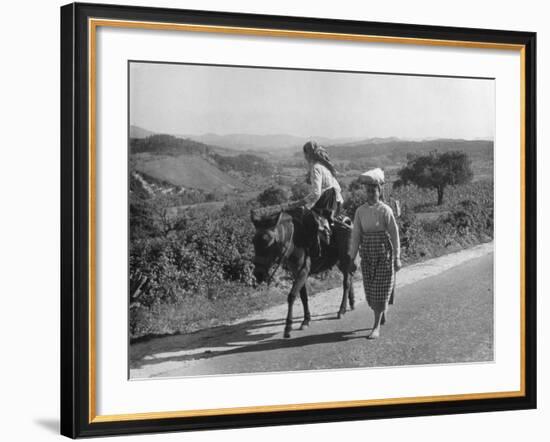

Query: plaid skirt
<box><xmin>359</xmin><ymin>231</ymin><xmax>395</xmax><ymax>308</ymax></box>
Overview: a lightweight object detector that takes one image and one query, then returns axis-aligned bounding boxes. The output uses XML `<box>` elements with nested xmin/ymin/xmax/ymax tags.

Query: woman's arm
<box><xmin>331</xmin><ymin>175</ymin><xmax>344</xmax><ymax>203</ymax></box>
<box><xmin>385</xmin><ymin>207</ymin><xmax>401</xmax><ymax>264</ymax></box>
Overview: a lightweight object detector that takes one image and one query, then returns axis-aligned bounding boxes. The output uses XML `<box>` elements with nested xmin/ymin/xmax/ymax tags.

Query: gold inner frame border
<box><xmin>87</xmin><ymin>17</ymin><xmax>527</xmax><ymax>424</ymax></box>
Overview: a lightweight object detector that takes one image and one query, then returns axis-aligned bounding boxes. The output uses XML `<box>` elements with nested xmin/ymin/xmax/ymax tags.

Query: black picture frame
<box><xmin>61</xmin><ymin>2</ymin><xmax>537</xmax><ymax>438</ymax></box>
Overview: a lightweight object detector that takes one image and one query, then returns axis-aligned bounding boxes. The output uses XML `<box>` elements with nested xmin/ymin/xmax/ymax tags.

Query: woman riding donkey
<box><xmin>300</xmin><ymin>140</ymin><xmax>344</xmax><ymax>258</ymax></box>
<box><xmin>347</xmin><ymin>168</ymin><xmax>402</xmax><ymax>339</ymax></box>
<box><xmin>250</xmin><ymin>140</ymin><xmax>355</xmax><ymax>338</ymax></box>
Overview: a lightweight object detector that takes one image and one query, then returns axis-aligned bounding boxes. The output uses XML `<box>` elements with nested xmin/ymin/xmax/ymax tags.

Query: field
<box><xmin>134</xmin><ymin>153</ymin><xmax>243</xmax><ymax>192</ymax></box>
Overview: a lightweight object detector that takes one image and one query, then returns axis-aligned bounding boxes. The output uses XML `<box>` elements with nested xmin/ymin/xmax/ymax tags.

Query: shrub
<box><xmin>130</xmin><ymin>207</ymin><xmax>257</xmax><ymax>309</ymax></box>
<box><xmin>211</xmin><ymin>153</ymin><xmax>274</xmax><ymax>175</ymax></box>
<box><xmin>342</xmin><ymin>188</ymin><xmax>367</xmax><ymax>218</ymax></box>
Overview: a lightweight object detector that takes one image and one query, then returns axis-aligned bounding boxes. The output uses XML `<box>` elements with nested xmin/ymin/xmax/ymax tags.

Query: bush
<box><xmin>129</xmin><ymin>194</ymin><xmax>160</xmax><ymax>240</ymax></box>
<box><xmin>397</xmin><ymin>197</ymin><xmax>493</xmax><ymax>263</ymax></box>
<box><xmin>130</xmin><ymin>208</ymin><xmax>256</xmax><ymax>309</ymax></box>
<box><xmin>211</xmin><ymin>153</ymin><xmax>274</xmax><ymax>175</ymax></box>
<box><xmin>342</xmin><ymin>188</ymin><xmax>367</xmax><ymax>218</ymax></box>
<box><xmin>444</xmin><ymin>200</ymin><xmax>493</xmax><ymax>236</ymax></box>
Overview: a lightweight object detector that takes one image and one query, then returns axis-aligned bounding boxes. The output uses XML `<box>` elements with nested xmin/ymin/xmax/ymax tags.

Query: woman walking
<box><xmin>348</xmin><ymin>168</ymin><xmax>401</xmax><ymax>339</ymax></box>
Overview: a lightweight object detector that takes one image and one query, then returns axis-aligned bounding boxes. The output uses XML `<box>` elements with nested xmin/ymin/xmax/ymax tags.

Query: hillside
<box><xmin>130</xmin><ymin>125</ymin><xmax>155</xmax><ymax>138</ymax></box>
<box><xmin>184</xmin><ymin>133</ymin><xmax>361</xmax><ymax>153</ymax></box>
<box><xmin>130</xmin><ymin>134</ymin><xmax>280</xmax><ymax>192</ymax></box>
<box><xmin>129</xmin><ymin>133</ymin><xmax>494</xmax><ymax>192</ymax></box>
<box><xmin>131</xmin><ymin>134</ymin><xmax>215</xmax><ymax>156</ymax></box>
<box><xmin>133</xmin><ymin>153</ymin><xmax>244</xmax><ymax>192</ymax></box>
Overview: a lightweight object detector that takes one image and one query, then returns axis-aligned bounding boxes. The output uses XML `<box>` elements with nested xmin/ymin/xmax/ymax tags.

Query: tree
<box><xmin>395</xmin><ymin>150</ymin><xmax>473</xmax><ymax>205</ymax></box>
<box><xmin>257</xmin><ymin>186</ymin><xmax>289</xmax><ymax>207</ymax></box>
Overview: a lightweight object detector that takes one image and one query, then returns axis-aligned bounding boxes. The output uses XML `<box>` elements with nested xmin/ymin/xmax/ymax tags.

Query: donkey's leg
<box><xmin>284</xmin><ymin>262</ymin><xmax>310</xmax><ymax>338</ymax></box>
<box><xmin>284</xmin><ymin>277</ymin><xmax>307</xmax><ymax>338</ymax></box>
<box><xmin>299</xmin><ymin>281</ymin><xmax>312</xmax><ymax>330</ymax></box>
<box><xmin>337</xmin><ymin>271</ymin><xmax>350</xmax><ymax>319</ymax></box>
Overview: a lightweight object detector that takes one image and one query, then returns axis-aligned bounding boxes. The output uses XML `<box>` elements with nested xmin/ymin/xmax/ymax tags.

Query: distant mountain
<box><xmin>184</xmin><ymin>133</ymin><xmax>361</xmax><ymax>152</ymax></box>
<box><xmin>326</xmin><ymin>139</ymin><xmax>493</xmax><ymax>162</ymax></box>
<box><xmin>130</xmin><ymin>125</ymin><xmax>155</xmax><ymax>139</ymax></box>
<box><xmin>130</xmin><ymin>128</ymin><xmax>493</xmax><ymax>167</ymax></box>
<box><xmin>334</xmin><ymin>137</ymin><xmax>401</xmax><ymax>147</ymax></box>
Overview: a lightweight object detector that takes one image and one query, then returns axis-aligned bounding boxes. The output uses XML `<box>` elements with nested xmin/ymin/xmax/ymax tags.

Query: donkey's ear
<box><xmin>251</xmin><ymin>209</ymin><xmax>283</xmax><ymax>228</ymax></box>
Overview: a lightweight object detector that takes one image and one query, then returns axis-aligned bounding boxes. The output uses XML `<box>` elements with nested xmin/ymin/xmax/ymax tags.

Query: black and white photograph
<box><xmin>128</xmin><ymin>61</ymin><xmax>495</xmax><ymax>379</ymax></box>
<box><xmin>0</xmin><ymin>0</ymin><xmax>544</xmax><ymax>439</ymax></box>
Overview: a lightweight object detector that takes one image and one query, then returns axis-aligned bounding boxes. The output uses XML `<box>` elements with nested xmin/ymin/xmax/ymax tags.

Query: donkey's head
<box><xmin>251</xmin><ymin>211</ymin><xmax>290</xmax><ymax>284</ymax></box>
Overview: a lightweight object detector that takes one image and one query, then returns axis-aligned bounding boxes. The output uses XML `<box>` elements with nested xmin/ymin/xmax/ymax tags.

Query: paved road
<box><xmin>130</xmin><ymin>246</ymin><xmax>493</xmax><ymax>379</ymax></box>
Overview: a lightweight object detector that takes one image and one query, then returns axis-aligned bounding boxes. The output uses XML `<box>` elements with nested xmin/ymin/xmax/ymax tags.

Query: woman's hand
<box><xmin>394</xmin><ymin>257</ymin><xmax>402</xmax><ymax>272</ymax></box>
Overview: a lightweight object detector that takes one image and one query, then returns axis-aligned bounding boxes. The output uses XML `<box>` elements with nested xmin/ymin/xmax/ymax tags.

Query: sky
<box><xmin>130</xmin><ymin>62</ymin><xmax>495</xmax><ymax>141</ymax></box>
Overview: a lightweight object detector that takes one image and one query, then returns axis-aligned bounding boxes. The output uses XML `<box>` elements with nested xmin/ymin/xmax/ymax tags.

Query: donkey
<box><xmin>251</xmin><ymin>207</ymin><xmax>356</xmax><ymax>338</ymax></box>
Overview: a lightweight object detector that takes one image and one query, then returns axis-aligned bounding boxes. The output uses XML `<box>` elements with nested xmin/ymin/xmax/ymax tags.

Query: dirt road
<box><xmin>130</xmin><ymin>242</ymin><xmax>493</xmax><ymax>379</ymax></box>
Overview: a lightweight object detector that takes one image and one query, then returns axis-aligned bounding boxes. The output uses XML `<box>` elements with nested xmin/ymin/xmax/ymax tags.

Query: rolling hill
<box><xmin>129</xmin><ymin>129</ymin><xmax>494</xmax><ymax>191</ymax></box>
<box><xmin>130</xmin><ymin>125</ymin><xmax>156</xmax><ymax>139</ymax></box>
<box><xmin>129</xmin><ymin>135</ymin><xmax>276</xmax><ymax>193</ymax></box>
<box><xmin>133</xmin><ymin>153</ymin><xmax>244</xmax><ymax>192</ymax></box>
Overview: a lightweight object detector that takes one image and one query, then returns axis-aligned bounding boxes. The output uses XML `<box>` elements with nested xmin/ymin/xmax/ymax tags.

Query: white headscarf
<box><xmin>359</xmin><ymin>168</ymin><xmax>385</xmax><ymax>185</ymax></box>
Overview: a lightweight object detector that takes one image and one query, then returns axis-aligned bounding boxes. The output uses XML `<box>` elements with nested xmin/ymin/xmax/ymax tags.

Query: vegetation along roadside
<box><xmin>129</xmin><ymin>135</ymin><xmax>493</xmax><ymax>341</ymax></box>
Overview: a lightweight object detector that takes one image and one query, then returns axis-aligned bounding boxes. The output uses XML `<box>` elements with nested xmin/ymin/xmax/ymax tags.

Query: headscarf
<box><xmin>303</xmin><ymin>141</ymin><xmax>337</xmax><ymax>181</ymax></box>
<box><xmin>358</xmin><ymin>168</ymin><xmax>386</xmax><ymax>200</ymax></box>
<box><xmin>359</xmin><ymin>168</ymin><xmax>385</xmax><ymax>186</ymax></box>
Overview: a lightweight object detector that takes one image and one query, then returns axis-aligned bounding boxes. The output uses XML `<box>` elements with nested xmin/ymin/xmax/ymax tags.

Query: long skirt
<box><xmin>312</xmin><ymin>187</ymin><xmax>340</xmax><ymax>219</ymax></box>
<box><xmin>359</xmin><ymin>231</ymin><xmax>395</xmax><ymax>310</ymax></box>
<box><xmin>303</xmin><ymin>188</ymin><xmax>340</xmax><ymax>255</ymax></box>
